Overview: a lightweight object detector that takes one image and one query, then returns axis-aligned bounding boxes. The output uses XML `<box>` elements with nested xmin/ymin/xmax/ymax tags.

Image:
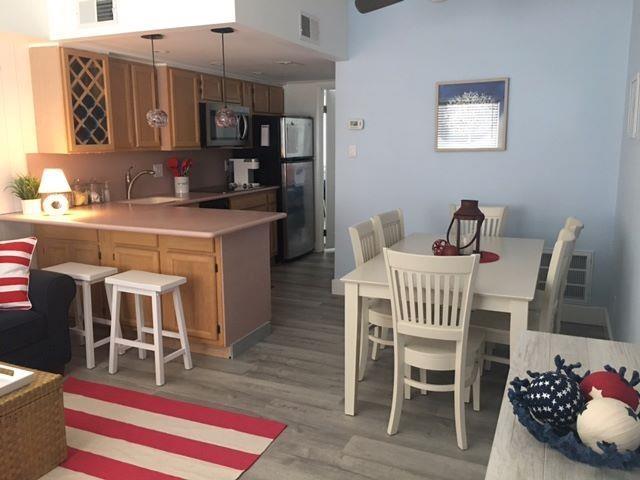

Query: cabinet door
<box><xmin>241</xmin><ymin>82</ymin><xmax>253</xmax><ymax>108</ymax></box>
<box><xmin>268</xmin><ymin>86</ymin><xmax>284</xmax><ymax>114</ymax></box>
<box><xmin>131</xmin><ymin>63</ymin><xmax>161</xmax><ymax>149</ymax></box>
<box><xmin>168</xmin><ymin>68</ymin><xmax>201</xmax><ymax>149</ymax></box>
<box><xmin>160</xmin><ymin>251</ymin><xmax>219</xmax><ymax>342</ymax></box>
<box><xmin>224</xmin><ymin>78</ymin><xmax>243</xmax><ymax>104</ymax></box>
<box><xmin>111</xmin><ymin>246</ymin><xmax>160</xmax><ymax>327</ymax></box>
<box><xmin>252</xmin><ymin>84</ymin><xmax>270</xmax><ymax>113</ymax></box>
<box><xmin>109</xmin><ymin>59</ymin><xmax>135</xmax><ymax>150</ymax></box>
<box><xmin>201</xmin><ymin>74</ymin><xmax>222</xmax><ymax>101</ymax></box>
<box><xmin>61</xmin><ymin>48</ymin><xmax>114</xmax><ymax>152</ymax></box>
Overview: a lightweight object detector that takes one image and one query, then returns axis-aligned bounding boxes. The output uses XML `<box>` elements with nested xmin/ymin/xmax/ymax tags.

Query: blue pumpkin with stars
<box><xmin>525</xmin><ymin>370</ymin><xmax>584</xmax><ymax>428</ymax></box>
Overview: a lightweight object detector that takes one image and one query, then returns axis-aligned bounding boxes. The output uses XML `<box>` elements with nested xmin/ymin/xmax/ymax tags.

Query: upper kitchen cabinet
<box><xmin>30</xmin><ymin>47</ymin><xmax>114</xmax><ymax>153</ymax></box>
<box><xmin>201</xmin><ymin>74</ymin><xmax>242</xmax><ymax>104</ymax></box>
<box><xmin>109</xmin><ymin>59</ymin><xmax>161</xmax><ymax>151</ymax></box>
<box><xmin>252</xmin><ymin>83</ymin><xmax>285</xmax><ymax>115</ymax></box>
<box><xmin>157</xmin><ymin>66</ymin><xmax>201</xmax><ymax>150</ymax></box>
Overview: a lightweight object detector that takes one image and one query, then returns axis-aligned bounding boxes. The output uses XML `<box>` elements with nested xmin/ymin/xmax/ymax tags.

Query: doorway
<box><xmin>321</xmin><ymin>88</ymin><xmax>336</xmax><ymax>251</ymax></box>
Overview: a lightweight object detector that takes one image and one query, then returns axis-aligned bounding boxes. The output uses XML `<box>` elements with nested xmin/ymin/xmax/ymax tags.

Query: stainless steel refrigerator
<box><xmin>251</xmin><ymin>115</ymin><xmax>315</xmax><ymax>260</ymax></box>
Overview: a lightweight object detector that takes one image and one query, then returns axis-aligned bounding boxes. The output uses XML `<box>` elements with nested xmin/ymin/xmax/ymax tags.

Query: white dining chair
<box><xmin>449</xmin><ymin>204</ymin><xmax>507</xmax><ymax>237</ymax></box>
<box><xmin>471</xmin><ymin>229</ymin><xmax>576</xmax><ymax>366</ymax></box>
<box><xmin>372</xmin><ymin>209</ymin><xmax>405</xmax><ymax>248</ymax></box>
<box><xmin>384</xmin><ymin>249</ymin><xmax>484</xmax><ymax>450</ymax></box>
<box><xmin>565</xmin><ymin>216</ymin><xmax>584</xmax><ymax>239</ymax></box>
<box><xmin>348</xmin><ymin>219</ymin><xmax>394</xmax><ymax>381</ymax></box>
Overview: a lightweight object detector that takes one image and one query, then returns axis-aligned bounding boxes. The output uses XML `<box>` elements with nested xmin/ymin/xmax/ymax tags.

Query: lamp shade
<box><xmin>38</xmin><ymin>168</ymin><xmax>71</xmax><ymax>194</ymax></box>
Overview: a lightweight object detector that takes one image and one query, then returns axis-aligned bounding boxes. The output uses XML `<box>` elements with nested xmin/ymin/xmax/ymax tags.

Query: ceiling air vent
<box><xmin>78</xmin><ymin>0</ymin><xmax>115</xmax><ymax>25</ymax></box>
<box><xmin>300</xmin><ymin>12</ymin><xmax>319</xmax><ymax>43</ymax></box>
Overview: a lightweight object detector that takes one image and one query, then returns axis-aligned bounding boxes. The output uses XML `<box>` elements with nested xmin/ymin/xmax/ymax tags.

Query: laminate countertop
<box><xmin>0</xmin><ymin>201</ymin><xmax>286</xmax><ymax>239</ymax></box>
<box><xmin>123</xmin><ymin>186</ymin><xmax>281</xmax><ymax>207</ymax></box>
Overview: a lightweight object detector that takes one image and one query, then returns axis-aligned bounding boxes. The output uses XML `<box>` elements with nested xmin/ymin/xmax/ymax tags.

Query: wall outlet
<box><xmin>348</xmin><ymin>119</ymin><xmax>364</xmax><ymax>130</ymax></box>
<box><xmin>152</xmin><ymin>163</ymin><xmax>163</xmax><ymax>178</ymax></box>
<box><xmin>348</xmin><ymin>145</ymin><xmax>358</xmax><ymax>158</ymax></box>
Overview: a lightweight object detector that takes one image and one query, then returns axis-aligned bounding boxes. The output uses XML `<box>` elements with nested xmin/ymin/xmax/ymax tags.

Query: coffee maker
<box><xmin>230</xmin><ymin>158</ymin><xmax>260</xmax><ymax>190</ymax></box>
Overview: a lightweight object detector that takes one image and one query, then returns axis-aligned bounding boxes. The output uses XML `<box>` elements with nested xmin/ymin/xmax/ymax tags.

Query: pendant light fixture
<box><xmin>211</xmin><ymin>27</ymin><xmax>238</xmax><ymax>129</ymax></box>
<box><xmin>142</xmin><ymin>33</ymin><xmax>169</xmax><ymax>128</ymax></box>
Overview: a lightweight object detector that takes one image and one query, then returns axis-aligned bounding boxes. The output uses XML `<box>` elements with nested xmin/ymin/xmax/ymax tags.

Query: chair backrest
<box><xmin>449</xmin><ymin>204</ymin><xmax>507</xmax><ymax>237</ymax></box>
<box><xmin>372</xmin><ymin>209</ymin><xmax>405</xmax><ymax>248</ymax></box>
<box><xmin>539</xmin><ymin>228</ymin><xmax>576</xmax><ymax>333</ymax></box>
<box><xmin>384</xmin><ymin>249</ymin><xmax>479</xmax><ymax>344</ymax></box>
<box><xmin>564</xmin><ymin>217</ymin><xmax>584</xmax><ymax>239</ymax></box>
<box><xmin>349</xmin><ymin>219</ymin><xmax>381</xmax><ymax>267</ymax></box>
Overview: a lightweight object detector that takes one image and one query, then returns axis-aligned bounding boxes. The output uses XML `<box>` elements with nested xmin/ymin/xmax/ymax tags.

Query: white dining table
<box><xmin>340</xmin><ymin>233</ymin><xmax>545</xmax><ymax>415</ymax></box>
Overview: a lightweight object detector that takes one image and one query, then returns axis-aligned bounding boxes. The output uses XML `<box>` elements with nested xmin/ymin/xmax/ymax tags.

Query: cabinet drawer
<box><xmin>160</xmin><ymin>235</ymin><xmax>214</xmax><ymax>254</ymax></box>
<box><xmin>108</xmin><ymin>231</ymin><xmax>158</xmax><ymax>248</ymax></box>
<box><xmin>35</xmin><ymin>225</ymin><xmax>98</xmax><ymax>242</ymax></box>
<box><xmin>229</xmin><ymin>193</ymin><xmax>268</xmax><ymax>210</ymax></box>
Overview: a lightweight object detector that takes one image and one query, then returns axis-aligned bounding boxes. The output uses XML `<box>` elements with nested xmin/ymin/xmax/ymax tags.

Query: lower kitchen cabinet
<box><xmin>229</xmin><ymin>190</ymin><xmax>279</xmax><ymax>257</ymax></box>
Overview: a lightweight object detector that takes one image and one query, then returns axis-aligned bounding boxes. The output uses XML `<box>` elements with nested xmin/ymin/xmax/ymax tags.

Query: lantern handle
<box><xmin>446</xmin><ymin>218</ymin><xmax>479</xmax><ymax>251</ymax></box>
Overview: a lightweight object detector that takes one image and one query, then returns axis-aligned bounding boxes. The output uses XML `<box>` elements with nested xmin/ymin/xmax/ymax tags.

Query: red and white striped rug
<box><xmin>42</xmin><ymin>378</ymin><xmax>286</xmax><ymax>480</ymax></box>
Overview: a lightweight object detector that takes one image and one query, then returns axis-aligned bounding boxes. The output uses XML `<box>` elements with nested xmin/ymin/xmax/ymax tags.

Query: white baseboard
<box><xmin>331</xmin><ymin>278</ymin><xmax>344</xmax><ymax>295</ymax></box>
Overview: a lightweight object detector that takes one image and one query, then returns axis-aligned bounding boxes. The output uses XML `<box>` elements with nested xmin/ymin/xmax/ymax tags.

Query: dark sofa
<box><xmin>0</xmin><ymin>270</ymin><xmax>75</xmax><ymax>373</ymax></box>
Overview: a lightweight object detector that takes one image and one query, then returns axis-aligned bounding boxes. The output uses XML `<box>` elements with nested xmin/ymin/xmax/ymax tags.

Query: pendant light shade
<box><xmin>211</xmin><ymin>28</ymin><xmax>238</xmax><ymax>129</ymax></box>
<box><xmin>142</xmin><ymin>34</ymin><xmax>168</xmax><ymax>128</ymax></box>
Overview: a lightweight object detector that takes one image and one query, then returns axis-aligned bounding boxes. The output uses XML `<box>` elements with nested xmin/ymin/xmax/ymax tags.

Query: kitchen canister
<box><xmin>174</xmin><ymin>176</ymin><xmax>189</xmax><ymax>195</ymax></box>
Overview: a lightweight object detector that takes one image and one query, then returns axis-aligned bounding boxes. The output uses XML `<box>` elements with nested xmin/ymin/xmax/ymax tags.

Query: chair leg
<box><xmin>380</xmin><ymin>327</ymin><xmax>389</xmax><ymax>350</ymax></box>
<box><xmin>371</xmin><ymin>327</ymin><xmax>381</xmax><ymax>360</ymax></box>
<box><xmin>151</xmin><ymin>293</ymin><xmax>165</xmax><ymax>386</ymax></box>
<box><xmin>404</xmin><ymin>364</ymin><xmax>411</xmax><ymax>400</ymax></box>
<box><xmin>484</xmin><ymin>342</ymin><xmax>493</xmax><ymax>371</ymax></box>
<box><xmin>75</xmin><ymin>284</ymin><xmax>85</xmax><ymax>345</ymax></box>
<box><xmin>420</xmin><ymin>369</ymin><xmax>427</xmax><ymax>395</ymax></box>
<box><xmin>134</xmin><ymin>294</ymin><xmax>147</xmax><ymax>360</ymax></box>
<box><xmin>465</xmin><ymin>386</ymin><xmax>471</xmax><ymax>404</ymax></box>
<box><xmin>104</xmin><ymin>282</ymin><xmax>124</xmax><ymax>355</ymax></box>
<box><xmin>472</xmin><ymin>365</ymin><xmax>481</xmax><ymax>412</ymax></box>
<box><xmin>108</xmin><ymin>287</ymin><xmax>121</xmax><ymax>375</ymax></box>
<box><xmin>172</xmin><ymin>289</ymin><xmax>193</xmax><ymax>370</ymax></box>
<box><xmin>81</xmin><ymin>282</ymin><xmax>95</xmax><ymax>369</ymax></box>
<box><xmin>454</xmin><ymin>369</ymin><xmax>468</xmax><ymax>450</ymax></box>
<box><xmin>387</xmin><ymin>337</ymin><xmax>405</xmax><ymax>435</ymax></box>
<box><xmin>358</xmin><ymin>301</ymin><xmax>370</xmax><ymax>381</ymax></box>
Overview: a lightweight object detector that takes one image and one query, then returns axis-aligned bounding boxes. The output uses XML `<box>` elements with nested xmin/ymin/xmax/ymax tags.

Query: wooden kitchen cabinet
<box><xmin>201</xmin><ymin>74</ymin><xmax>222</xmax><ymax>101</ymax></box>
<box><xmin>268</xmin><ymin>86</ymin><xmax>285</xmax><ymax>114</ymax></box>
<box><xmin>30</xmin><ymin>47</ymin><xmax>114</xmax><ymax>153</ymax></box>
<box><xmin>242</xmin><ymin>82</ymin><xmax>253</xmax><ymax>108</ymax></box>
<box><xmin>252</xmin><ymin>83</ymin><xmax>270</xmax><ymax>113</ymax></box>
<box><xmin>224</xmin><ymin>78</ymin><xmax>243</xmax><ymax>104</ymax></box>
<box><xmin>158</xmin><ymin>66</ymin><xmax>201</xmax><ymax>150</ymax></box>
<box><xmin>130</xmin><ymin>62</ymin><xmax>161</xmax><ymax>149</ymax></box>
<box><xmin>109</xmin><ymin>59</ymin><xmax>135</xmax><ymax>150</ymax></box>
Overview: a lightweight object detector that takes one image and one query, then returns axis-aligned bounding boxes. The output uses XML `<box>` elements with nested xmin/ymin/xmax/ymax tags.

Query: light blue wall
<box><xmin>612</xmin><ymin>0</ymin><xmax>640</xmax><ymax>341</ymax></box>
<box><xmin>334</xmin><ymin>0</ymin><xmax>632</xmax><ymax>307</ymax></box>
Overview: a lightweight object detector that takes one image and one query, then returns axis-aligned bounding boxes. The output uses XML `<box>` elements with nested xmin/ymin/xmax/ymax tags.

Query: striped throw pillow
<box><xmin>0</xmin><ymin>237</ymin><xmax>37</xmax><ymax>310</ymax></box>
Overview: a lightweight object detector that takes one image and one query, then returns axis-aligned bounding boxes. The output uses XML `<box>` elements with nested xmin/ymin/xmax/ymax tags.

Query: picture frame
<box><xmin>435</xmin><ymin>77</ymin><xmax>509</xmax><ymax>152</ymax></box>
<box><xmin>627</xmin><ymin>72</ymin><xmax>640</xmax><ymax>139</ymax></box>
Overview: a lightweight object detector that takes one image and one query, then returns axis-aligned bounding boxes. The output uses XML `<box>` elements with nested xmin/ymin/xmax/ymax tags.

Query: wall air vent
<box><xmin>300</xmin><ymin>12</ymin><xmax>319</xmax><ymax>43</ymax></box>
<box><xmin>538</xmin><ymin>250</ymin><xmax>593</xmax><ymax>304</ymax></box>
<box><xmin>78</xmin><ymin>0</ymin><xmax>115</xmax><ymax>25</ymax></box>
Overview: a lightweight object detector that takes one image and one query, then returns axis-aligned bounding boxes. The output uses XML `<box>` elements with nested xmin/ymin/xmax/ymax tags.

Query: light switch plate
<box><xmin>152</xmin><ymin>163</ymin><xmax>163</xmax><ymax>178</ymax></box>
<box><xmin>348</xmin><ymin>145</ymin><xmax>357</xmax><ymax>158</ymax></box>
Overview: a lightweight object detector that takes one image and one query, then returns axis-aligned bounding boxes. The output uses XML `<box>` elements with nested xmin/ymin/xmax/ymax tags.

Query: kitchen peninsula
<box><xmin>0</xmin><ymin>201</ymin><xmax>285</xmax><ymax>358</ymax></box>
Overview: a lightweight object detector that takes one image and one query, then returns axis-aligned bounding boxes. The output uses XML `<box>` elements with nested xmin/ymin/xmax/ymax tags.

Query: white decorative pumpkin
<box><xmin>577</xmin><ymin>397</ymin><xmax>640</xmax><ymax>453</ymax></box>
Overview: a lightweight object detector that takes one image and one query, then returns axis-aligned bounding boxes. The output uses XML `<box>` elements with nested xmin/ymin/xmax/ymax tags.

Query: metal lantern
<box><xmin>446</xmin><ymin>199</ymin><xmax>485</xmax><ymax>254</ymax></box>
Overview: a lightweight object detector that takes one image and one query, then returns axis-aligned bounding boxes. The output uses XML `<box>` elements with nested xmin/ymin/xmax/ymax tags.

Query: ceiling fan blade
<box><xmin>355</xmin><ymin>0</ymin><xmax>404</xmax><ymax>14</ymax></box>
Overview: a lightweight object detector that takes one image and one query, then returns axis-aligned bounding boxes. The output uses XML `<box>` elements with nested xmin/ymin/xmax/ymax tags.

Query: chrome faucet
<box><xmin>125</xmin><ymin>166</ymin><xmax>155</xmax><ymax>200</ymax></box>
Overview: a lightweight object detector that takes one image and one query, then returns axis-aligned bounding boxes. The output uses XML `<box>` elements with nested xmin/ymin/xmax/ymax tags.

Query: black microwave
<box><xmin>200</xmin><ymin>102</ymin><xmax>251</xmax><ymax>147</ymax></box>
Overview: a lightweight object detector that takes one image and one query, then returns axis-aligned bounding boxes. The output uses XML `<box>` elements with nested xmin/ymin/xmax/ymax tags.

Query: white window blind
<box><xmin>437</xmin><ymin>102</ymin><xmax>501</xmax><ymax>149</ymax></box>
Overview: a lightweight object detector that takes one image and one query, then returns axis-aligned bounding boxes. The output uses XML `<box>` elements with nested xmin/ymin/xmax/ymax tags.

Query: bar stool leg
<box><xmin>75</xmin><ymin>284</ymin><xmax>85</xmax><ymax>345</ymax></box>
<box><xmin>172</xmin><ymin>289</ymin><xmax>193</xmax><ymax>370</ymax></box>
<box><xmin>105</xmin><ymin>282</ymin><xmax>126</xmax><ymax>356</ymax></box>
<box><xmin>108</xmin><ymin>286</ymin><xmax>122</xmax><ymax>375</ymax></box>
<box><xmin>81</xmin><ymin>282</ymin><xmax>96</xmax><ymax>369</ymax></box>
<box><xmin>134</xmin><ymin>294</ymin><xmax>147</xmax><ymax>360</ymax></box>
<box><xmin>151</xmin><ymin>293</ymin><xmax>165</xmax><ymax>386</ymax></box>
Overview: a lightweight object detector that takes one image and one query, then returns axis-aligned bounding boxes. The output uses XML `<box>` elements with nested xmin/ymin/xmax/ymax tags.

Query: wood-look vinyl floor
<box><xmin>64</xmin><ymin>252</ymin><xmax>607</xmax><ymax>479</ymax></box>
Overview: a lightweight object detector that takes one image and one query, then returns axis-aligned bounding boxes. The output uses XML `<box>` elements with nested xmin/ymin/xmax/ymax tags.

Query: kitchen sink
<box><xmin>118</xmin><ymin>196</ymin><xmax>181</xmax><ymax>205</ymax></box>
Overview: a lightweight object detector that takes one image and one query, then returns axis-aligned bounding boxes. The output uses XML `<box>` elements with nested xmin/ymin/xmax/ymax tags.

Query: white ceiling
<box><xmin>63</xmin><ymin>25</ymin><xmax>335</xmax><ymax>85</ymax></box>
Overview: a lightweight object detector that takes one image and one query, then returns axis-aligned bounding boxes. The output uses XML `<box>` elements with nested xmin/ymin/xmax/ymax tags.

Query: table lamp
<box><xmin>38</xmin><ymin>168</ymin><xmax>71</xmax><ymax>215</ymax></box>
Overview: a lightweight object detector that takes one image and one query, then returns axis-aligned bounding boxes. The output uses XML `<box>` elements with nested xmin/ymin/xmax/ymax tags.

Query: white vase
<box><xmin>174</xmin><ymin>176</ymin><xmax>189</xmax><ymax>196</ymax></box>
<box><xmin>21</xmin><ymin>198</ymin><xmax>41</xmax><ymax>215</ymax></box>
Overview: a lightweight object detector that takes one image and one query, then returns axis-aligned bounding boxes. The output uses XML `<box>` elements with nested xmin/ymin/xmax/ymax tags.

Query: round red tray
<box><xmin>480</xmin><ymin>251</ymin><xmax>500</xmax><ymax>264</ymax></box>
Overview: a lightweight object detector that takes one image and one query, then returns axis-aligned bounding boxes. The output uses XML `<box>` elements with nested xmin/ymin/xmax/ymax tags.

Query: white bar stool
<box><xmin>43</xmin><ymin>262</ymin><xmax>119</xmax><ymax>369</ymax></box>
<box><xmin>105</xmin><ymin>270</ymin><xmax>193</xmax><ymax>386</ymax></box>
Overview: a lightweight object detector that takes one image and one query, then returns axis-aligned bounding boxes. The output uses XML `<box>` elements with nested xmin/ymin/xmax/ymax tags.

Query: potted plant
<box><xmin>6</xmin><ymin>174</ymin><xmax>41</xmax><ymax>215</ymax></box>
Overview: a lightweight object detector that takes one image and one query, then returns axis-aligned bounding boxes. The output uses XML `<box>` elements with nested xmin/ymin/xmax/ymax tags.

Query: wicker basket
<box><xmin>0</xmin><ymin>364</ymin><xmax>67</xmax><ymax>480</ymax></box>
